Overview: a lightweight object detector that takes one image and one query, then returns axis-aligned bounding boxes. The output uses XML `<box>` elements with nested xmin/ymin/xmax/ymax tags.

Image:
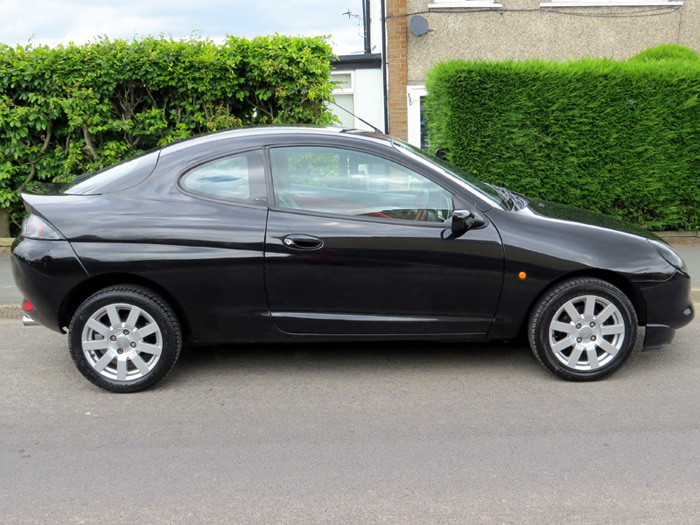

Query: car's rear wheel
<box><xmin>528</xmin><ymin>278</ymin><xmax>637</xmax><ymax>381</ymax></box>
<box><xmin>68</xmin><ymin>286</ymin><xmax>182</xmax><ymax>393</ymax></box>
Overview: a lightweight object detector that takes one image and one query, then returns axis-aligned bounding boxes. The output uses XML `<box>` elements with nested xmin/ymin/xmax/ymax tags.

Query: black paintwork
<box><xmin>11</xmin><ymin>127</ymin><xmax>694</xmax><ymax>347</ymax></box>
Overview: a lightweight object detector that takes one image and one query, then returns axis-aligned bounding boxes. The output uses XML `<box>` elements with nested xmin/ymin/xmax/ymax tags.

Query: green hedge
<box><xmin>425</xmin><ymin>46</ymin><xmax>700</xmax><ymax>231</ymax></box>
<box><xmin>0</xmin><ymin>35</ymin><xmax>337</xmax><ymax>231</ymax></box>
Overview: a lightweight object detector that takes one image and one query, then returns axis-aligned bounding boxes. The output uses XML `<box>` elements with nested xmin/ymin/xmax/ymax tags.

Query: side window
<box><xmin>181</xmin><ymin>150</ymin><xmax>265</xmax><ymax>203</ymax></box>
<box><xmin>269</xmin><ymin>146</ymin><xmax>454</xmax><ymax>222</ymax></box>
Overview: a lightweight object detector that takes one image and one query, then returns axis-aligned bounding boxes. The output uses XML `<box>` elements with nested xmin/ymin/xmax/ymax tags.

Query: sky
<box><xmin>0</xmin><ymin>0</ymin><xmax>366</xmax><ymax>55</ymax></box>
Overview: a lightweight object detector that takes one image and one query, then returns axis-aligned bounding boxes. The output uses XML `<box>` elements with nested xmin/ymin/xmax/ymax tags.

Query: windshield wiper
<box><xmin>485</xmin><ymin>183</ymin><xmax>528</xmax><ymax>211</ymax></box>
<box><xmin>485</xmin><ymin>183</ymin><xmax>514</xmax><ymax>209</ymax></box>
<box><xmin>510</xmin><ymin>191</ymin><xmax>528</xmax><ymax>210</ymax></box>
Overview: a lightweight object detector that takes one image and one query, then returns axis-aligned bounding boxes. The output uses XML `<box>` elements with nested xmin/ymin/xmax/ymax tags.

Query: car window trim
<box><xmin>269</xmin><ymin>205</ymin><xmax>452</xmax><ymax>228</ymax></box>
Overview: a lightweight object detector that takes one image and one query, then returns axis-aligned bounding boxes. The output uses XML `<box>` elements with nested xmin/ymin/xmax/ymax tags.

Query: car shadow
<box><xmin>163</xmin><ymin>327</ymin><xmax>674</xmax><ymax>388</ymax></box>
<box><xmin>169</xmin><ymin>339</ymin><xmax>543</xmax><ymax>380</ymax></box>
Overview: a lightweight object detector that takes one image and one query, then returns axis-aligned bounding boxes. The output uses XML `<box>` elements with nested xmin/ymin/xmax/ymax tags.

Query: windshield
<box><xmin>391</xmin><ymin>140</ymin><xmax>511</xmax><ymax>210</ymax></box>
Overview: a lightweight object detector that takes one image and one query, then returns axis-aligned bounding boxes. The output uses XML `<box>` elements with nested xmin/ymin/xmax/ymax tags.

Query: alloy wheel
<box><xmin>548</xmin><ymin>294</ymin><xmax>625</xmax><ymax>371</ymax></box>
<box><xmin>81</xmin><ymin>302</ymin><xmax>164</xmax><ymax>382</ymax></box>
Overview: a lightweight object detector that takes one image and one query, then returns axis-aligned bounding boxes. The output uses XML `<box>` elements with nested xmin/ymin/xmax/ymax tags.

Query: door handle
<box><xmin>282</xmin><ymin>234</ymin><xmax>324</xmax><ymax>250</ymax></box>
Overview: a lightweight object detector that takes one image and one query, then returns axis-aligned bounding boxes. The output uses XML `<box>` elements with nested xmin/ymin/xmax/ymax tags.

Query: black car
<box><xmin>11</xmin><ymin>127</ymin><xmax>694</xmax><ymax>392</ymax></box>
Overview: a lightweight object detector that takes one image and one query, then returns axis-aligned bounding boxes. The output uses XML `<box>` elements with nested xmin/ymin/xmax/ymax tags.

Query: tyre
<box><xmin>68</xmin><ymin>286</ymin><xmax>182</xmax><ymax>393</ymax></box>
<box><xmin>528</xmin><ymin>278</ymin><xmax>637</xmax><ymax>381</ymax></box>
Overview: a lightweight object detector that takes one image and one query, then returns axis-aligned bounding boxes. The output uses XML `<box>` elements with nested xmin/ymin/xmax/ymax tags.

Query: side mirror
<box><xmin>434</xmin><ymin>148</ymin><xmax>448</xmax><ymax>160</ymax></box>
<box><xmin>451</xmin><ymin>209</ymin><xmax>484</xmax><ymax>235</ymax></box>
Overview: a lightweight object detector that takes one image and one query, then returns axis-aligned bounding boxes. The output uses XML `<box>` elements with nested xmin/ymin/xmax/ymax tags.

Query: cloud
<box><xmin>0</xmin><ymin>0</ymin><xmax>365</xmax><ymax>53</ymax></box>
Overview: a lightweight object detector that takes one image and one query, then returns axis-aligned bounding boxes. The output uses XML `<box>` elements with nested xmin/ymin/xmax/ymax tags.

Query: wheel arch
<box><xmin>58</xmin><ymin>273</ymin><xmax>191</xmax><ymax>339</ymax></box>
<box><xmin>519</xmin><ymin>269</ymin><xmax>647</xmax><ymax>339</ymax></box>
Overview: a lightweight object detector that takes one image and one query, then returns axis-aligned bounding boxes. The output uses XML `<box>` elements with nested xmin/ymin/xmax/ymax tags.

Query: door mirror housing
<box><xmin>451</xmin><ymin>209</ymin><xmax>485</xmax><ymax>235</ymax></box>
<box><xmin>434</xmin><ymin>148</ymin><xmax>449</xmax><ymax>160</ymax></box>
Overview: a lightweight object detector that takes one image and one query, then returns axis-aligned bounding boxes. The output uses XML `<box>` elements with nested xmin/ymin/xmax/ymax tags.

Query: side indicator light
<box><xmin>518</xmin><ymin>272</ymin><xmax>527</xmax><ymax>280</ymax></box>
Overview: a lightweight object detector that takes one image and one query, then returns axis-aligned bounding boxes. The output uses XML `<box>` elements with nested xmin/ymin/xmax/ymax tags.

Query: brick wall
<box><xmin>386</xmin><ymin>0</ymin><xmax>408</xmax><ymax>140</ymax></box>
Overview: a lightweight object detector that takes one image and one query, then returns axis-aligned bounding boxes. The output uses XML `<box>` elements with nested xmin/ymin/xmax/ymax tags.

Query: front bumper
<box><xmin>639</xmin><ymin>270</ymin><xmax>694</xmax><ymax>349</ymax></box>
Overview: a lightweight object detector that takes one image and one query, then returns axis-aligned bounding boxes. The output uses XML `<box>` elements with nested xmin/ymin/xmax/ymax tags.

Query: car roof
<box><xmin>160</xmin><ymin>126</ymin><xmax>393</xmax><ymax>156</ymax></box>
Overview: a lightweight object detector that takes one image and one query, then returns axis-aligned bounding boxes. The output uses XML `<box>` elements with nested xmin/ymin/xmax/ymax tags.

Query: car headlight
<box><xmin>21</xmin><ymin>214</ymin><xmax>63</xmax><ymax>240</ymax></box>
<box><xmin>648</xmin><ymin>239</ymin><xmax>686</xmax><ymax>271</ymax></box>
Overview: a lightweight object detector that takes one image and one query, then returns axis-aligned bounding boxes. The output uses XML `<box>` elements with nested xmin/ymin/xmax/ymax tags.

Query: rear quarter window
<box><xmin>179</xmin><ymin>149</ymin><xmax>266</xmax><ymax>204</ymax></box>
<box><xmin>181</xmin><ymin>155</ymin><xmax>251</xmax><ymax>201</ymax></box>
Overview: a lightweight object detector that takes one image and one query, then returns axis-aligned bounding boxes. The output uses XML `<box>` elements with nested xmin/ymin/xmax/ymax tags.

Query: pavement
<box><xmin>1</xmin><ymin>240</ymin><xmax>699</xmax><ymax>319</ymax></box>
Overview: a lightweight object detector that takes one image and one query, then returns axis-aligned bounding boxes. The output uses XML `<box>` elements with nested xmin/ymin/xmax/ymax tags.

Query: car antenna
<box><xmin>328</xmin><ymin>100</ymin><xmax>384</xmax><ymax>135</ymax></box>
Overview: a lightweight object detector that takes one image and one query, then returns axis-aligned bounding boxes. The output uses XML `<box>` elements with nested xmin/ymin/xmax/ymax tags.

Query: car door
<box><xmin>164</xmin><ymin>148</ymin><xmax>271</xmax><ymax>342</ymax></box>
<box><xmin>263</xmin><ymin>144</ymin><xmax>504</xmax><ymax>336</ymax></box>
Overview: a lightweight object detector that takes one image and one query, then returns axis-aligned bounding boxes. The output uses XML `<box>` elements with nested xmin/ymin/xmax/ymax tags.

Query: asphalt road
<box><xmin>1</xmin><ymin>317</ymin><xmax>699</xmax><ymax>524</ymax></box>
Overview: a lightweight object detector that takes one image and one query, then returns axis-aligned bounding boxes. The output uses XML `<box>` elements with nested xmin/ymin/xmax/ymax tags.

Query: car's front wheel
<box><xmin>528</xmin><ymin>278</ymin><xmax>637</xmax><ymax>381</ymax></box>
<box><xmin>68</xmin><ymin>286</ymin><xmax>182</xmax><ymax>393</ymax></box>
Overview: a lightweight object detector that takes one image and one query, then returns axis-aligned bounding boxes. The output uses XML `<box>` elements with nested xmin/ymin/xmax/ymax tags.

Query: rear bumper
<box><xmin>11</xmin><ymin>237</ymin><xmax>88</xmax><ymax>333</ymax></box>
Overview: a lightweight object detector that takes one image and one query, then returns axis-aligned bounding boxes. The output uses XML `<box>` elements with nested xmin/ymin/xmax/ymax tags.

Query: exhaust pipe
<box><xmin>22</xmin><ymin>314</ymin><xmax>40</xmax><ymax>327</ymax></box>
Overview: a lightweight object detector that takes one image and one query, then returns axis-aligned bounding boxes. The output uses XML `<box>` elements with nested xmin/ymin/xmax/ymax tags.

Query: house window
<box><xmin>407</xmin><ymin>85</ymin><xmax>429</xmax><ymax>150</ymax></box>
<box><xmin>540</xmin><ymin>0</ymin><xmax>681</xmax><ymax>6</ymax></box>
<box><xmin>330</xmin><ymin>71</ymin><xmax>355</xmax><ymax>129</ymax></box>
<box><xmin>428</xmin><ymin>0</ymin><xmax>503</xmax><ymax>9</ymax></box>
